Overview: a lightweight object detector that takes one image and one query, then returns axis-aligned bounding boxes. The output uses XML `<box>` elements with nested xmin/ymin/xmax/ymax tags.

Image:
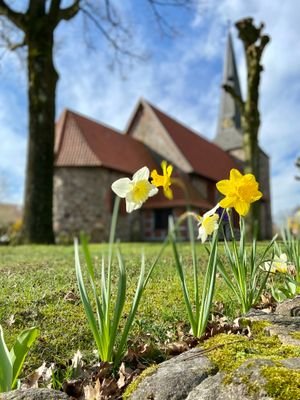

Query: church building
<box><xmin>53</xmin><ymin>33</ymin><xmax>272</xmax><ymax>242</ymax></box>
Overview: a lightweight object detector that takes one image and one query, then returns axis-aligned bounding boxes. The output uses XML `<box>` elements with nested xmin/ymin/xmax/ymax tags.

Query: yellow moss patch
<box><xmin>202</xmin><ymin>320</ymin><xmax>300</xmax><ymax>387</ymax></box>
<box><xmin>123</xmin><ymin>364</ymin><xmax>158</xmax><ymax>400</ymax></box>
<box><xmin>261</xmin><ymin>366</ymin><xmax>300</xmax><ymax>400</ymax></box>
<box><xmin>290</xmin><ymin>331</ymin><xmax>300</xmax><ymax>340</ymax></box>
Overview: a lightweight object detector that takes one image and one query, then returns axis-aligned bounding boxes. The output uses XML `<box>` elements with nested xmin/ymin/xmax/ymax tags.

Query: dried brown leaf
<box><xmin>84</xmin><ymin>379</ymin><xmax>101</xmax><ymax>400</ymax></box>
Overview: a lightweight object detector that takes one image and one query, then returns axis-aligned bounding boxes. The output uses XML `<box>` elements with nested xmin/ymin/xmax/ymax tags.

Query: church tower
<box><xmin>215</xmin><ymin>31</ymin><xmax>273</xmax><ymax>239</ymax></box>
<box><xmin>215</xmin><ymin>32</ymin><xmax>243</xmax><ymax>152</ymax></box>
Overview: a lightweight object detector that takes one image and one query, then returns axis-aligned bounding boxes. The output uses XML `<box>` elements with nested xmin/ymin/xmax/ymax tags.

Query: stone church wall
<box><xmin>53</xmin><ymin>167</ymin><xmax>141</xmax><ymax>242</ymax></box>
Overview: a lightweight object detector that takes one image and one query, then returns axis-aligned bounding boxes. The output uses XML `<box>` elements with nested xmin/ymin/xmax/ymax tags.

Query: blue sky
<box><xmin>1</xmin><ymin>0</ymin><xmax>300</xmax><ymax>225</ymax></box>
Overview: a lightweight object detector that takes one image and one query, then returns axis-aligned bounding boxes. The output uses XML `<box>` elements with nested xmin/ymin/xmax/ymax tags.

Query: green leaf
<box><xmin>108</xmin><ymin>248</ymin><xmax>127</xmax><ymax>358</ymax></box>
<box><xmin>0</xmin><ymin>325</ymin><xmax>13</xmax><ymax>393</ymax></box>
<box><xmin>74</xmin><ymin>238</ymin><xmax>104</xmax><ymax>359</ymax></box>
<box><xmin>10</xmin><ymin>327</ymin><xmax>39</xmax><ymax>389</ymax></box>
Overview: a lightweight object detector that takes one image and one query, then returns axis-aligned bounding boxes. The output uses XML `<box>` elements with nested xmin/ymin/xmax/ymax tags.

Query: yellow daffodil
<box><xmin>151</xmin><ymin>160</ymin><xmax>173</xmax><ymax>199</ymax></box>
<box><xmin>216</xmin><ymin>169</ymin><xmax>262</xmax><ymax>216</ymax></box>
<box><xmin>111</xmin><ymin>166</ymin><xmax>158</xmax><ymax>213</ymax></box>
<box><xmin>197</xmin><ymin>204</ymin><xmax>220</xmax><ymax>243</ymax></box>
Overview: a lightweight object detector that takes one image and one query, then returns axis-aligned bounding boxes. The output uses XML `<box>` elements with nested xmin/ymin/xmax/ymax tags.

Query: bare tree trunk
<box><xmin>22</xmin><ymin>28</ymin><xmax>58</xmax><ymax>243</ymax></box>
<box><xmin>224</xmin><ymin>18</ymin><xmax>270</xmax><ymax>239</ymax></box>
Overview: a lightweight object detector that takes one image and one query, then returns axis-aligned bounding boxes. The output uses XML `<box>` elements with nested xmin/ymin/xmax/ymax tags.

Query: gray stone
<box><xmin>188</xmin><ymin>357</ymin><xmax>300</xmax><ymax>399</ymax></box>
<box><xmin>128</xmin><ymin>348</ymin><xmax>217</xmax><ymax>400</ymax></box>
<box><xmin>280</xmin><ymin>357</ymin><xmax>300</xmax><ymax>369</ymax></box>
<box><xmin>245</xmin><ymin>298</ymin><xmax>300</xmax><ymax>346</ymax></box>
<box><xmin>0</xmin><ymin>388</ymin><xmax>70</xmax><ymax>400</ymax></box>
<box><xmin>275</xmin><ymin>295</ymin><xmax>300</xmax><ymax>316</ymax></box>
<box><xmin>187</xmin><ymin>359</ymin><xmax>276</xmax><ymax>400</ymax></box>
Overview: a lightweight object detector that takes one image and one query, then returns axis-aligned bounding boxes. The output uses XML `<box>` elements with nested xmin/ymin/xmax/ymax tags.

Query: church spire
<box><xmin>215</xmin><ymin>31</ymin><xmax>243</xmax><ymax>151</ymax></box>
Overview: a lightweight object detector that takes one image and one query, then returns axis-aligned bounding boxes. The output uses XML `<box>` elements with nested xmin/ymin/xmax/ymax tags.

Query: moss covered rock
<box><xmin>187</xmin><ymin>358</ymin><xmax>300</xmax><ymax>400</ymax></box>
<box><xmin>125</xmin><ymin>348</ymin><xmax>217</xmax><ymax>400</ymax></box>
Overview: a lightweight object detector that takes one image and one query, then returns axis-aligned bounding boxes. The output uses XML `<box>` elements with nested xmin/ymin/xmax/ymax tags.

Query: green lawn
<box><xmin>0</xmin><ymin>242</ymin><xmax>266</xmax><ymax>375</ymax></box>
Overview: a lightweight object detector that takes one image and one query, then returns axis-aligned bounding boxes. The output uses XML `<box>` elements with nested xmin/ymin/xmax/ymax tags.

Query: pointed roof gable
<box><xmin>145</xmin><ymin>102</ymin><xmax>238</xmax><ymax>182</ymax></box>
<box><xmin>215</xmin><ymin>32</ymin><xmax>243</xmax><ymax>150</ymax></box>
<box><xmin>55</xmin><ymin>110</ymin><xmax>157</xmax><ymax>174</ymax></box>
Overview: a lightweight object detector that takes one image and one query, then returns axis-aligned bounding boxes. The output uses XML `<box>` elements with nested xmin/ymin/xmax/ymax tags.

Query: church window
<box><xmin>154</xmin><ymin>208</ymin><xmax>172</xmax><ymax>230</ymax></box>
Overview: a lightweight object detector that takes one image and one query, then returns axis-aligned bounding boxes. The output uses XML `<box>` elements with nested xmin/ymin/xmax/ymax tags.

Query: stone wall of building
<box><xmin>53</xmin><ymin>167</ymin><xmax>141</xmax><ymax>242</ymax></box>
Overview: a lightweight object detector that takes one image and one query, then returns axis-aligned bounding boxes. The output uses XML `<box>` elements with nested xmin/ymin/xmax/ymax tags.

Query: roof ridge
<box><xmin>146</xmin><ymin>100</ymin><xmax>231</xmax><ymax>154</ymax></box>
<box><xmin>64</xmin><ymin>108</ymin><xmax>123</xmax><ymax>135</ymax></box>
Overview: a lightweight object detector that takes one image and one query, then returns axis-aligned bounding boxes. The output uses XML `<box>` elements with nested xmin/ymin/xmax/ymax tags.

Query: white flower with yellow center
<box><xmin>263</xmin><ymin>253</ymin><xmax>289</xmax><ymax>274</ymax></box>
<box><xmin>111</xmin><ymin>166</ymin><xmax>158</xmax><ymax>213</ymax></box>
<box><xmin>197</xmin><ymin>204</ymin><xmax>220</xmax><ymax>243</ymax></box>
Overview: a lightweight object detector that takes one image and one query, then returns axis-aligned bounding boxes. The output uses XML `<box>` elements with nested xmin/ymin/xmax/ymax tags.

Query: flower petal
<box><xmin>216</xmin><ymin>179</ymin><xmax>232</xmax><ymax>195</ymax></box>
<box><xmin>163</xmin><ymin>186</ymin><xmax>173</xmax><ymax>200</ymax></box>
<box><xmin>219</xmin><ymin>196</ymin><xmax>235</xmax><ymax>209</ymax></box>
<box><xmin>132</xmin><ymin>166</ymin><xmax>149</xmax><ymax>182</ymax></box>
<box><xmin>111</xmin><ymin>178</ymin><xmax>132</xmax><ymax>198</ymax></box>
<box><xmin>234</xmin><ymin>200</ymin><xmax>250</xmax><ymax>216</ymax></box>
<box><xmin>197</xmin><ymin>225</ymin><xmax>208</xmax><ymax>243</ymax></box>
<box><xmin>126</xmin><ymin>199</ymin><xmax>142</xmax><ymax>213</ymax></box>
<box><xmin>203</xmin><ymin>203</ymin><xmax>220</xmax><ymax>218</ymax></box>
<box><xmin>149</xmin><ymin>186</ymin><xmax>159</xmax><ymax>197</ymax></box>
<box><xmin>230</xmin><ymin>168</ymin><xmax>242</xmax><ymax>182</ymax></box>
<box><xmin>166</xmin><ymin>164</ymin><xmax>173</xmax><ymax>177</ymax></box>
<box><xmin>279</xmin><ymin>253</ymin><xmax>288</xmax><ymax>262</ymax></box>
<box><xmin>251</xmin><ymin>190</ymin><xmax>263</xmax><ymax>202</ymax></box>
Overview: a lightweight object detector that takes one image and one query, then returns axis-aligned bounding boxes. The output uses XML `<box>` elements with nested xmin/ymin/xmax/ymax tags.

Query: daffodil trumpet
<box><xmin>151</xmin><ymin>160</ymin><xmax>173</xmax><ymax>199</ymax></box>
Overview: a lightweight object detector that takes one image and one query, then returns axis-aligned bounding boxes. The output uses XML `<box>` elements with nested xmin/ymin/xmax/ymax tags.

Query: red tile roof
<box><xmin>147</xmin><ymin>102</ymin><xmax>239</xmax><ymax>181</ymax></box>
<box><xmin>55</xmin><ymin>110</ymin><xmax>157</xmax><ymax>174</ymax></box>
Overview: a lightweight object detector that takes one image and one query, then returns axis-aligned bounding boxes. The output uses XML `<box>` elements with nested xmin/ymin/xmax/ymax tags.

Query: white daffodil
<box><xmin>197</xmin><ymin>204</ymin><xmax>220</xmax><ymax>243</ymax></box>
<box><xmin>263</xmin><ymin>253</ymin><xmax>289</xmax><ymax>274</ymax></box>
<box><xmin>111</xmin><ymin>166</ymin><xmax>158</xmax><ymax>213</ymax></box>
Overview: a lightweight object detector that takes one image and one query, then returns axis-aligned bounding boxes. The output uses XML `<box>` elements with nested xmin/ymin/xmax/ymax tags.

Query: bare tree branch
<box><xmin>146</xmin><ymin>0</ymin><xmax>195</xmax><ymax>37</ymax></box>
<box><xmin>148</xmin><ymin>0</ymin><xmax>196</xmax><ymax>8</ymax></box>
<box><xmin>58</xmin><ymin>0</ymin><xmax>80</xmax><ymax>22</ymax></box>
<box><xmin>0</xmin><ymin>0</ymin><xmax>27</xmax><ymax>31</ymax></box>
<box><xmin>104</xmin><ymin>0</ymin><xmax>120</xmax><ymax>27</ymax></box>
<box><xmin>80</xmin><ymin>5</ymin><xmax>145</xmax><ymax>62</ymax></box>
<box><xmin>223</xmin><ymin>83</ymin><xmax>245</xmax><ymax>113</ymax></box>
<box><xmin>147</xmin><ymin>0</ymin><xmax>180</xmax><ymax>36</ymax></box>
<box><xmin>0</xmin><ymin>34</ymin><xmax>26</xmax><ymax>51</ymax></box>
<box><xmin>49</xmin><ymin>0</ymin><xmax>61</xmax><ymax>18</ymax></box>
<box><xmin>258</xmin><ymin>34</ymin><xmax>270</xmax><ymax>57</ymax></box>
